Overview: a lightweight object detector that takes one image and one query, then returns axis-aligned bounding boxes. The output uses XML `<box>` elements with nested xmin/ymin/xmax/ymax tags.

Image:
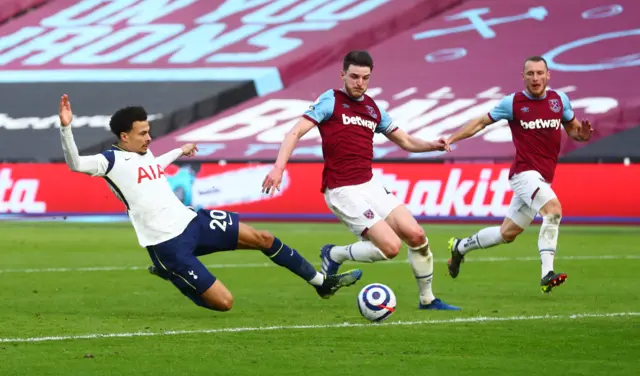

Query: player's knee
<box><xmin>217</xmin><ymin>296</ymin><xmax>234</xmax><ymax>312</ymax></box>
<box><xmin>379</xmin><ymin>237</ymin><xmax>402</xmax><ymax>259</ymax></box>
<box><xmin>206</xmin><ymin>294</ymin><xmax>234</xmax><ymax>312</ymax></box>
<box><xmin>541</xmin><ymin>199</ymin><xmax>562</xmax><ymax>218</ymax></box>
<box><xmin>543</xmin><ymin>213</ymin><xmax>562</xmax><ymax>226</ymax></box>
<box><xmin>257</xmin><ymin>230</ymin><xmax>275</xmax><ymax>249</ymax></box>
<box><xmin>404</xmin><ymin>226</ymin><xmax>426</xmax><ymax>249</ymax></box>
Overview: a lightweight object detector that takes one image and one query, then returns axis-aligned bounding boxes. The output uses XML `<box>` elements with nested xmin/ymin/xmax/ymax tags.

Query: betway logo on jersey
<box><xmin>166</xmin><ymin>85</ymin><xmax>618</xmax><ymax>160</ymax></box>
<box><xmin>373</xmin><ymin>167</ymin><xmax>512</xmax><ymax>217</ymax></box>
<box><xmin>342</xmin><ymin>114</ymin><xmax>376</xmax><ymax>131</ymax></box>
<box><xmin>520</xmin><ymin>119</ymin><xmax>562</xmax><ymax>130</ymax></box>
<box><xmin>0</xmin><ymin>168</ymin><xmax>46</xmax><ymax>213</ymax></box>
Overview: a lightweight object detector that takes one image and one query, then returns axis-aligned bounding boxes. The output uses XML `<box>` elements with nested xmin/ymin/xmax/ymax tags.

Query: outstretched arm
<box><xmin>386</xmin><ymin>128</ymin><xmax>446</xmax><ymax>152</ymax></box>
<box><xmin>59</xmin><ymin>95</ymin><xmax>109</xmax><ymax>176</ymax></box>
<box><xmin>444</xmin><ymin>93</ymin><xmax>514</xmax><ymax>151</ymax></box>
<box><xmin>274</xmin><ymin>117</ymin><xmax>316</xmax><ymax>170</ymax></box>
<box><xmin>156</xmin><ymin>149</ymin><xmax>183</xmax><ymax>169</ymax></box>
<box><xmin>444</xmin><ymin>114</ymin><xmax>495</xmax><ymax>150</ymax></box>
<box><xmin>262</xmin><ymin>117</ymin><xmax>316</xmax><ymax>195</ymax></box>
<box><xmin>156</xmin><ymin>143</ymin><xmax>198</xmax><ymax>169</ymax></box>
<box><xmin>262</xmin><ymin>91</ymin><xmax>333</xmax><ymax>195</ymax></box>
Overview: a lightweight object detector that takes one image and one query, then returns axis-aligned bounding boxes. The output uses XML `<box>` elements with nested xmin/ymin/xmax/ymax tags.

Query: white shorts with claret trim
<box><xmin>324</xmin><ymin>178</ymin><xmax>403</xmax><ymax>239</ymax></box>
<box><xmin>506</xmin><ymin>170</ymin><xmax>558</xmax><ymax>228</ymax></box>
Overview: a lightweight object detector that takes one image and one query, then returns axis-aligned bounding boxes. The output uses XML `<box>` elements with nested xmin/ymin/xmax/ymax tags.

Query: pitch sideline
<box><xmin>1</xmin><ymin>312</ymin><xmax>638</xmax><ymax>344</ymax></box>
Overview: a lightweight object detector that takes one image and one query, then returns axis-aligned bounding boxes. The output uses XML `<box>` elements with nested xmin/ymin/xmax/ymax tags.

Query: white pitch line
<box><xmin>1</xmin><ymin>312</ymin><xmax>637</xmax><ymax>344</ymax></box>
<box><xmin>1</xmin><ymin>255</ymin><xmax>638</xmax><ymax>274</ymax></box>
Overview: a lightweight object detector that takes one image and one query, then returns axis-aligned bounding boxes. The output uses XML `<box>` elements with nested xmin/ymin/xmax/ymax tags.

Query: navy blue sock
<box><xmin>263</xmin><ymin>237</ymin><xmax>318</xmax><ymax>282</ymax></box>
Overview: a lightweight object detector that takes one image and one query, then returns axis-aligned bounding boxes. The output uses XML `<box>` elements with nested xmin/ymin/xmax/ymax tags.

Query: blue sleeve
<box><xmin>101</xmin><ymin>150</ymin><xmax>115</xmax><ymax>174</ymax></box>
<box><xmin>488</xmin><ymin>93</ymin><xmax>515</xmax><ymax>121</ymax></box>
<box><xmin>374</xmin><ymin>106</ymin><xmax>397</xmax><ymax>134</ymax></box>
<box><xmin>557</xmin><ymin>91</ymin><xmax>576</xmax><ymax>122</ymax></box>
<box><xmin>303</xmin><ymin>90</ymin><xmax>335</xmax><ymax>124</ymax></box>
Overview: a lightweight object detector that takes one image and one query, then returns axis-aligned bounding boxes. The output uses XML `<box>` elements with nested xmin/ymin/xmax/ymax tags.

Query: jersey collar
<box><xmin>522</xmin><ymin>90</ymin><xmax>547</xmax><ymax>100</ymax></box>
<box><xmin>340</xmin><ymin>87</ymin><xmax>364</xmax><ymax>102</ymax></box>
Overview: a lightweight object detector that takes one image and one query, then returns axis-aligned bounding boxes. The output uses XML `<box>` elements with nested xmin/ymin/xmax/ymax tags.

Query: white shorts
<box><xmin>506</xmin><ymin>170</ymin><xmax>558</xmax><ymax>228</ymax></box>
<box><xmin>324</xmin><ymin>178</ymin><xmax>403</xmax><ymax>238</ymax></box>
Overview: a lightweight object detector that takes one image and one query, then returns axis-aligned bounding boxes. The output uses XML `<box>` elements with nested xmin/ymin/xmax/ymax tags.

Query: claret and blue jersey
<box><xmin>303</xmin><ymin>89</ymin><xmax>398</xmax><ymax>192</ymax></box>
<box><xmin>488</xmin><ymin>90</ymin><xmax>575</xmax><ymax>183</ymax></box>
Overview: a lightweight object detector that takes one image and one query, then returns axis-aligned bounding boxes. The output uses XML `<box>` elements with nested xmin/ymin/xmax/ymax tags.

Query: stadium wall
<box><xmin>0</xmin><ymin>0</ymin><xmax>49</xmax><ymax>24</ymax></box>
<box><xmin>1</xmin><ymin>163</ymin><xmax>638</xmax><ymax>225</ymax></box>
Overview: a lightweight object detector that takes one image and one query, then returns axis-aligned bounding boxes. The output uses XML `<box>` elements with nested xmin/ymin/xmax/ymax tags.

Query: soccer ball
<box><xmin>357</xmin><ymin>283</ymin><xmax>396</xmax><ymax>322</ymax></box>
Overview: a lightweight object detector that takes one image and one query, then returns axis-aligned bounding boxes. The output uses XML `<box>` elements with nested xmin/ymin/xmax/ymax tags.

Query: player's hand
<box><xmin>59</xmin><ymin>94</ymin><xmax>73</xmax><ymax>127</ymax></box>
<box><xmin>442</xmin><ymin>137</ymin><xmax>453</xmax><ymax>152</ymax></box>
<box><xmin>432</xmin><ymin>138</ymin><xmax>447</xmax><ymax>151</ymax></box>
<box><xmin>579</xmin><ymin>120</ymin><xmax>593</xmax><ymax>141</ymax></box>
<box><xmin>262</xmin><ymin>166</ymin><xmax>284</xmax><ymax>195</ymax></box>
<box><xmin>180</xmin><ymin>143</ymin><xmax>198</xmax><ymax>157</ymax></box>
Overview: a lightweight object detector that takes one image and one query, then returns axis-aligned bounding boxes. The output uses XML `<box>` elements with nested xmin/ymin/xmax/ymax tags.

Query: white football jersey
<box><xmin>60</xmin><ymin>126</ymin><xmax>196</xmax><ymax>246</ymax></box>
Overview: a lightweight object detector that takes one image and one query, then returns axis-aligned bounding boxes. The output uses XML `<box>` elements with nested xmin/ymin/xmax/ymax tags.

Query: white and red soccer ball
<box><xmin>357</xmin><ymin>283</ymin><xmax>396</xmax><ymax>322</ymax></box>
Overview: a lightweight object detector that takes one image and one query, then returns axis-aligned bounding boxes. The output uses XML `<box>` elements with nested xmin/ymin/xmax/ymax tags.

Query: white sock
<box><xmin>408</xmin><ymin>241</ymin><xmax>436</xmax><ymax>304</ymax></box>
<box><xmin>539</xmin><ymin>214</ymin><xmax>561</xmax><ymax>278</ymax></box>
<box><xmin>457</xmin><ymin>226</ymin><xmax>505</xmax><ymax>255</ymax></box>
<box><xmin>540</xmin><ymin>251</ymin><xmax>555</xmax><ymax>278</ymax></box>
<box><xmin>308</xmin><ymin>272</ymin><xmax>325</xmax><ymax>287</ymax></box>
<box><xmin>330</xmin><ymin>241</ymin><xmax>388</xmax><ymax>263</ymax></box>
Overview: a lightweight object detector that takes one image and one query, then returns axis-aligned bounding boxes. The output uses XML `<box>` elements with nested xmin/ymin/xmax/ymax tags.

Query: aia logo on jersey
<box><xmin>138</xmin><ymin>164</ymin><xmax>165</xmax><ymax>184</ymax></box>
<box><xmin>549</xmin><ymin>99</ymin><xmax>561</xmax><ymax>113</ymax></box>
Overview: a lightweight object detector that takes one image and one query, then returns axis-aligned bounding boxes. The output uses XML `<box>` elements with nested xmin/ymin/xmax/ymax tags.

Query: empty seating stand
<box><xmin>0</xmin><ymin>0</ymin><xmax>49</xmax><ymax>23</ymax></box>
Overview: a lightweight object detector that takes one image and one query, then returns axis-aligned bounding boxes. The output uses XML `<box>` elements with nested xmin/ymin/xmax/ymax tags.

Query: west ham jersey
<box><xmin>488</xmin><ymin>90</ymin><xmax>575</xmax><ymax>183</ymax></box>
<box><xmin>303</xmin><ymin>89</ymin><xmax>397</xmax><ymax>192</ymax></box>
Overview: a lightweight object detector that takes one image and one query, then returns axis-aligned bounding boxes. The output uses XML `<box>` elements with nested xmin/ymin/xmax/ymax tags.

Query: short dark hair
<box><xmin>523</xmin><ymin>55</ymin><xmax>548</xmax><ymax>70</ymax></box>
<box><xmin>343</xmin><ymin>50</ymin><xmax>373</xmax><ymax>71</ymax></box>
<box><xmin>109</xmin><ymin>106</ymin><xmax>148</xmax><ymax>138</ymax></box>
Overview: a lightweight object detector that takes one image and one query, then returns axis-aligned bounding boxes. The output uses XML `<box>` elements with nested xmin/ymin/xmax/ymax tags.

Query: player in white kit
<box><xmin>58</xmin><ymin>95</ymin><xmax>362</xmax><ymax>312</ymax></box>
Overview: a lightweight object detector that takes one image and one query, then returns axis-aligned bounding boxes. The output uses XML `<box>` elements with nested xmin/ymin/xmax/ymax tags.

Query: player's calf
<box><xmin>538</xmin><ymin>198</ymin><xmax>562</xmax><ymax>279</ymax></box>
<box><xmin>448</xmin><ymin>219</ymin><xmax>522</xmax><ymax>278</ymax></box>
<box><xmin>499</xmin><ymin>220</ymin><xmax>524</xmax><ymax>243</ymax></box>
<box><xmin>325</xmin><ymin>220</ymin><xmax>400</xmax><ymax>265</ymax></box>
<box><xmin>238</xmin><ymin>223</ymin><xmax>330</xmax><ymax>289</ymax></box>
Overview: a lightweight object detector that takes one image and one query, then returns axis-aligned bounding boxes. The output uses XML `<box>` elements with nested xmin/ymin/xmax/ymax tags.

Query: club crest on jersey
<box><xmin>549</xmin><ymin>99</ymin><xmax>561</xmax><ymax>113</ymax></box>
<box><xmin>363</xmin><ymin>209</ymin><xmax>374</xmax><ymax>219</ymax></box>
<box><xmin>365</xmin><ymin>105</ymin><xmax>377</xmax><ymax>119</ymax></box>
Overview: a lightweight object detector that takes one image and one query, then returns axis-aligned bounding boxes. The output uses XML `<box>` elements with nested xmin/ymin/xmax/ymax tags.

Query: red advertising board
<box><xmin>0</xmin><ymin>163</ymin><xmax>638</xmax><ymax>223</ymax></box>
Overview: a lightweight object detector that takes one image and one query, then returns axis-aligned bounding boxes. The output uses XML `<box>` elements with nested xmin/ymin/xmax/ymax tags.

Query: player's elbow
<box><xmin>66</xmin><ymin>162</ymin><xmax>80</xmax><ymax>172</ymax></box>
<box><xmin>474</xmin><ymin>120</ymin><xmax>489</xmax><ymax>132</ymax></box>
<box><xmin>287</xmin><ymin>128</ymin><xmax>302</xmax><ymax>141</ymax></box>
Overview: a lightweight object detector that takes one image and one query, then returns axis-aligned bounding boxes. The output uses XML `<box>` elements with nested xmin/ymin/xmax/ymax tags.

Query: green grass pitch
<box><xmin>0</xmin><ymin>221</ymin><xmax>638</xmax><ymax>375</ymax></box>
